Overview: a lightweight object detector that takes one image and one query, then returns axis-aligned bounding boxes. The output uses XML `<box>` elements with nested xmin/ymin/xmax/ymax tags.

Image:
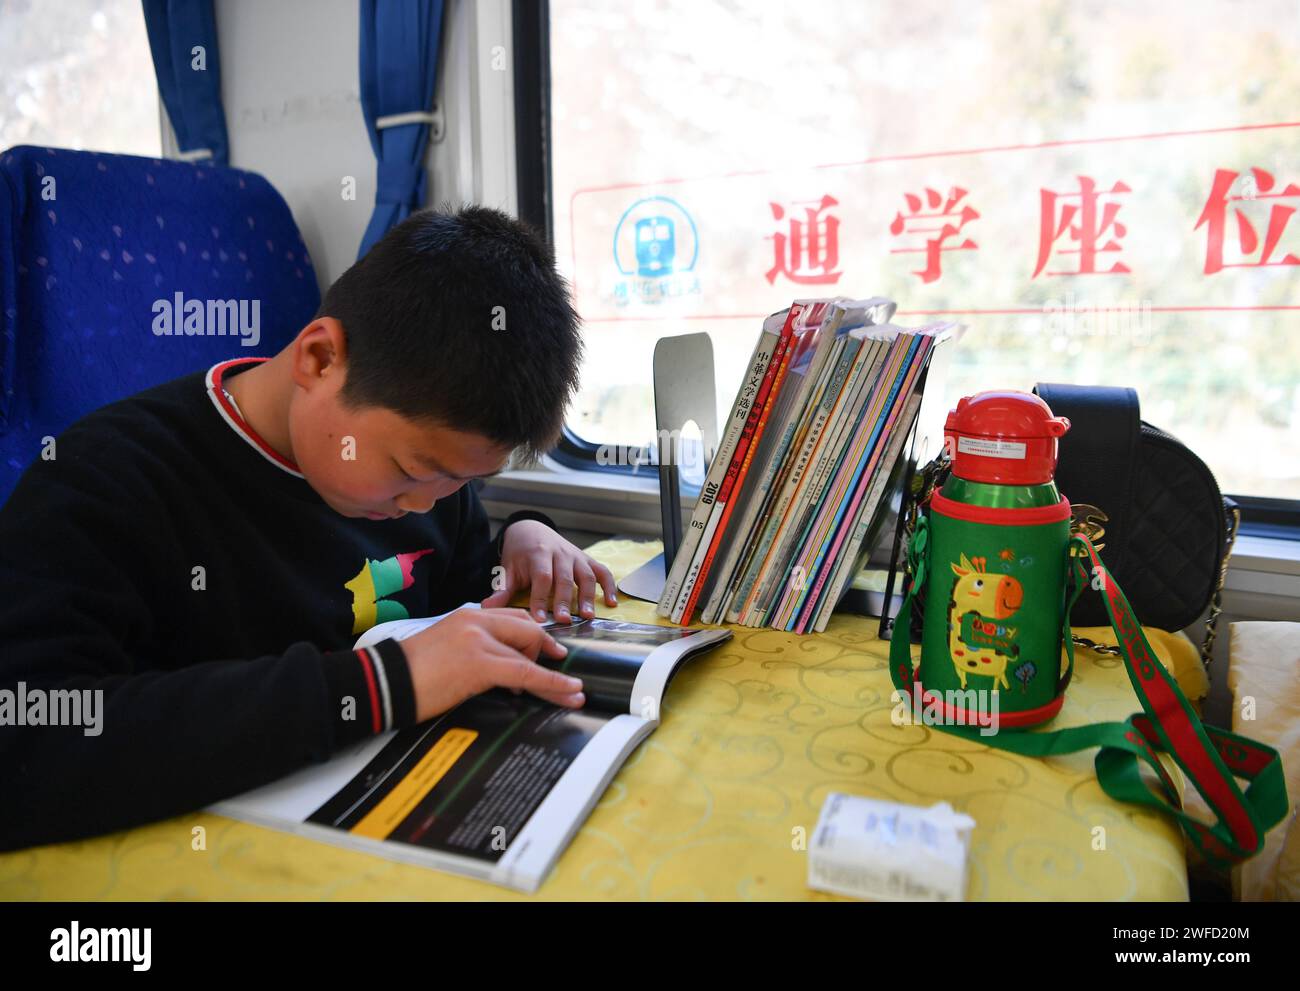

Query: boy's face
<box><xmin>288</xmin><ymin>352</ymin><xmax>513</xmax><ymax>520</ymax></box>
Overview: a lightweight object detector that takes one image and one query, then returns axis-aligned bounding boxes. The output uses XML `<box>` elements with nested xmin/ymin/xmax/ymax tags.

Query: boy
<box><xmin>0</xmin><ymin>206</ymin><xmax>618</xmax><ymax>850</ymax></box>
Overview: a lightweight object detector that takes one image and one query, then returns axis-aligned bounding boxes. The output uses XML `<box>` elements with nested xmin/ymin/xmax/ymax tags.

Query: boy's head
<box><xmin>282</xmin><ymin>206</ymin><xmax>582</xmax><ymax>520</ymax></box>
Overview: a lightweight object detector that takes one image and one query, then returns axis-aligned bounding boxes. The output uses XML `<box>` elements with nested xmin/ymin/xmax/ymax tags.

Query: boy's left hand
<box><xmin>482</xmin><ymin>520</ymin><xmax>618</xmax><ymax>622</ymax></box>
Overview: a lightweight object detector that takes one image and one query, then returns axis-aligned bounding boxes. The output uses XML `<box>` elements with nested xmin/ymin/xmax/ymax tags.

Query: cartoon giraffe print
<box><xmin>947</xmin><ymin>553</ymin><xmax>1023</xmax><ymax>690</ymax></box>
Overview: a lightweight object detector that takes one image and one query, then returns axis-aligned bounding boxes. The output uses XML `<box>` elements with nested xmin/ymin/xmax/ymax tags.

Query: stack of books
<box><xmin>657</xmin><ymin>298</ymin><xmax>952</xmax><ymax>633</ymax></box>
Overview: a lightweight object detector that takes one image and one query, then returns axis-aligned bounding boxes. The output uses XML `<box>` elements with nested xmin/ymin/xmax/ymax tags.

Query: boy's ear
<box><xmin>291</xmin><ymin>317</ymin><xmax>350</xmax><ymax>389</ymax></box>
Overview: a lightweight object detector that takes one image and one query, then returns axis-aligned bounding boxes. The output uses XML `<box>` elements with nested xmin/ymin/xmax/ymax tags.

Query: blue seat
<box><xmin>0</xmin><ymin>145</ymin><xmax>320</xmax><ymax>503</ymax></box>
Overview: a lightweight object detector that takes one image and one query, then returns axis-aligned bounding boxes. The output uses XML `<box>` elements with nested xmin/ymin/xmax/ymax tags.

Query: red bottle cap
<box><xmin>943</xmin><ymin>390</ymin><xmax>1070</xmax><ymax>484</ymax></box>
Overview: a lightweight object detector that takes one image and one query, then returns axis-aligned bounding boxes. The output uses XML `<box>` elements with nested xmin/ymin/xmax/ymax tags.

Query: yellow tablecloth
<box><xmin>0</xmin><ymin>538</ymin><xmax>1191</xmax><ymax>901</ymax></box>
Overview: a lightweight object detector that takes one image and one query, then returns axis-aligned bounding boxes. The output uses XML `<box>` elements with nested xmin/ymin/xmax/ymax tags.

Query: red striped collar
<box><xmin>204</xmin><ymin>358</ymin><xmax>304</xmax><ymax>478</ymax></box>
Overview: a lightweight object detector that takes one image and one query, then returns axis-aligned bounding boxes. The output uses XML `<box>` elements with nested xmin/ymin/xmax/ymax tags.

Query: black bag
<box><xmin>1032</xmin><ymin>383</ymin><xmax>1238</xmax><ymax>634</ymax></box>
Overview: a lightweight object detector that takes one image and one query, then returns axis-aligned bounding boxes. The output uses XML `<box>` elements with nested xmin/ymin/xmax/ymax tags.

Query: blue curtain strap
<box><xmin>376</xmin><ymin>159</ymin><xmax>428</xmax><ymax>209</ymax></box>
<box><xmin>356</xmin><ymin>0</ymin><xmax>444</xmax><ymax>256</ymax></box>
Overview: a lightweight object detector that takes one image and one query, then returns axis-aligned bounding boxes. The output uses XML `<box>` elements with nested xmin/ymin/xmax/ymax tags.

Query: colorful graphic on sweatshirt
<box><xmin>346</xmin><ymin>549</ymin><xmax>433</xmax><ymax>634</ymax></box>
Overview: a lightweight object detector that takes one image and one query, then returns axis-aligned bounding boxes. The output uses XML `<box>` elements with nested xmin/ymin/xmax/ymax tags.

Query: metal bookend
<box><xmin>617</xmin><ymin>333</ymin><xmax>718</xmax><ymax>604</ymax></box>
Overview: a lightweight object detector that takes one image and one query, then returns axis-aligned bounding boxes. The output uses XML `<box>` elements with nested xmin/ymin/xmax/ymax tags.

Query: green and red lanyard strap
<box><xmin>889</xmin><ymin>515</ymin><xmax>1289</xmax><ymax>868</ymax></box>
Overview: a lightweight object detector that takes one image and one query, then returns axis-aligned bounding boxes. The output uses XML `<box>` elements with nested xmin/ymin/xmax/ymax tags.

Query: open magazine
<box><xmin>209</xmin><ymin>607</ymin><xmax>732</xmax><ymax>893</ymax></box>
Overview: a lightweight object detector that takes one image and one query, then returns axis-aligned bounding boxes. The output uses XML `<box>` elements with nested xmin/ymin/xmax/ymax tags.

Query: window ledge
<box><xmin>480</xmin><ymin>462</ymin><xmax>694</xmax><ymax>537</ymax></box>
<box><xmin>1222</xmin><ymin>534</ymin><xmax>1300</xmax><ymax>610</ymax></box>
<box><xmin>1231</xmin><ymin>534</ymin><xmax>1300</xmax><ymax>576</ymax></box>
<box><xmin>482</xmin><ymin>467</ymin><xmax>1300</xmax><ymax>599</ymax></box>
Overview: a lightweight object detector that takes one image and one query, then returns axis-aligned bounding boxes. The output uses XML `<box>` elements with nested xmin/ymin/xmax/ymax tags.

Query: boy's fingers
<box><xmin>480</xmin><ymin>570</ymin><xmax>517</xmax><ymax>607</ymax></box>
<box><xmin>480</xmin><ymin>606</ymin><xmax>533</xmax><ymax>620</ymax></box>
<box><xmin>574</xmin><ymin>561</ymin><xmax>598</xmax><ymax>617</ymax></box>
<box><xmin>551</xmin><ymin>559</ymin><xmax>576</xmax><ymax>621</ymax></box>
<box><xmin>590</xmin><ymin>558</ymin><xmax>618</xmax><ymax>606</ymax></box>
<box><xmin>536</xmin><ymin>691</ymin><xmax>586</xmax><ymax>709</ymax></box>
<box><xmin>486</xmin><ymin>652</ymin><xmax>582</xmax><ymax>702</ymax></box>
<box><xmin>476</xmin><ymin>609</ymin><xmax>566</xmax><ymax>659</ymax></box>
<box><xmin>527</xmin><ymin>552</ymin><xmax>555</xmax><ymax>622</ymax></box>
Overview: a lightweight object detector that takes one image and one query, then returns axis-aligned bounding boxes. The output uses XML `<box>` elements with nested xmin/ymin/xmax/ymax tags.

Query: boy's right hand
<box><xmin>398</xmin><ymin>608</ymin><xmax>584</xmax><ymax>722</ymax></box>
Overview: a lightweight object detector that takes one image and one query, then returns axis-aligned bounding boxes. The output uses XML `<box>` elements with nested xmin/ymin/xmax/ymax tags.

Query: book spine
<box><xmin>798</xmin><ymin>337</ymin><xmax>886</xmax><ymax>527</ymax></box>
<box><xmin>727</xmin><ymin>308</ymin><xmax>850</xmax><ymax>625</ymax></box>
<box><xmin>800</xmin><ymin>340</ymin><xmax>935</xmax><ymax>632</ymax></box>
<box><xmin>657</xmin><ymin>318</ymin><xmax>782</xmax><ymax>616</ymax></box>
<box><xmin>770</xmin><ymin>334</ymin><xmax>901</xmax><ymax>627</ymax></box>
<box><xmin>785</xmin><ymin>332</ymin><xmax>930</xmax><ymax>624</ymax></box>
<box><xmin>665</xmin><ymin>330</ymin><xmax>778</xmax><ymax>622</ymax></box>
<box><xmin>712</xmin><ymin>301</ymin><xmax>834</xmax><ymax>622</ymax></box>
<box><xmin>675</xmin><ymin>315</ymin><xmax>797</xmax><ymax>623</ymax></box>
<box><xmin>723</xmin><ymin>435</ymin><xmax>797</xmax><ymax>624</ymax></box>
<box><xmin>773</xmin><ymin>335</ymin><xmax>918</xmax><ymax>628</ymax></box>
<box><xmin>751</xmin><ymin>334</ymin><xmax>888</xmax><ymax>625</ymax></box>
<box><xmin>739</xmin><ymin>336</ymin><xmax>860</xmax><ymax>625</ymax></box>
<box><xmin>809</xmin><ymin>385</ymin><xmax>927</xmax><ymax>633</ymax></box>
<box><xmin>665</xmin><ymin>308</ymin><xmax>795</xmax><ymax>623</ymax></box>
<box><xmin>805</xmin><ymin>363</ymin><xmax>928</xmax><ymax>634</ymax></box>
<box><xmin>700</xmin><ymin>325</ymin><xmax>799</xmax><ymax>624</ymax></box>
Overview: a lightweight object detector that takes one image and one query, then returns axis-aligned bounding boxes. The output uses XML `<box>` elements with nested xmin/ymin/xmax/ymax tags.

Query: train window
<box><xmin>546</xmin><ymin>0</ymin><xmax>1300</xmax><ymax>500</ymax></box>
<box><xmin>1</xmin><ymin>0</ymin><xmax>160</xmax><ymax>156</ymax></box>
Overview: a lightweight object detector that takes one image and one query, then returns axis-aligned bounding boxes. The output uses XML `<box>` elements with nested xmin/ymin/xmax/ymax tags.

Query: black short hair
<box><xmin>320</xmin><ymin>205</ymin><xmax>582</xmax><ymax>460</ymax></box>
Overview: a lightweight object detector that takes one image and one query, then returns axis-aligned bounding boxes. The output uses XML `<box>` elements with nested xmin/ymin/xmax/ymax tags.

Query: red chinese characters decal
<box><xmin>1194</xmin><ymin>167</ymin><xmax>1300</xmax><ymax>274</ymax></box>
<box><xmin>888</xmin><ymin>186</ymin><xmax>979</xmax><ymax>283</ymax></box>
<box><xmin>765</xmin><ymin>194</ymin><xmax>843</xmax><ymax>285</ymax></box>
<box><xmin>1033</xmin><ymin>176</ymin><xmax>1131</xmax><ymax>277</ymax></box>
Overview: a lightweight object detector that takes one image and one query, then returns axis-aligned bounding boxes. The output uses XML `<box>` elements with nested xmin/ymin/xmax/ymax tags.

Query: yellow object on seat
<box><xmin>1227</xmin><ymin>621</ymin><xmax>1300</xmax><ymax>901</ymax></box>
<box><xmin>1069</xmin><ymin>624</ymin><xmax>1209</xmax><ymax>708</ymax></box>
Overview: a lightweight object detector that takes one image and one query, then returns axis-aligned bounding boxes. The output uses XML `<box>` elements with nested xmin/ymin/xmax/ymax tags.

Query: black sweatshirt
<box><xmin>0</xmin><ymin>358</ymin><xmax>550</xmax><ymax>850</ymax></box>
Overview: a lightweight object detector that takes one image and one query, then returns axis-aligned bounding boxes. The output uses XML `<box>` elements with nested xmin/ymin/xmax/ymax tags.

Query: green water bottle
<box><xmin>913</xmin><ymin>391</ymin><xmax>1074</xmax><ymax>729</ymax></box>
<box><xmin>888</xmin><ymin>392</ymin><xmax>1290</xmax><ymax>867</ymax></box>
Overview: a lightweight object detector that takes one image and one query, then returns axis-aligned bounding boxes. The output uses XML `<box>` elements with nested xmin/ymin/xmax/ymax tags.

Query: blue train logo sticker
<box><xmin>610</xmin><ymin>196</ymin><xmax>702</xmax><ymax>306</ymax></box>
<box><xmin>634</xmin><ymin>215</ymin><xmax>675</xmax><ymax>275</ymax></box>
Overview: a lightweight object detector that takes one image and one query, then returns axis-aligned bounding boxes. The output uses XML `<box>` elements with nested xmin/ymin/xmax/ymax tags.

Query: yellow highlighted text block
<box><xmin>350</xmin><ymin>728</ymin><xmax>477</xmax><ymax>839</ymax></box>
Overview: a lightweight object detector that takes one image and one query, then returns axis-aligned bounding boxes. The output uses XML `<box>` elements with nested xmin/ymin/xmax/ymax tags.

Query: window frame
<box><xmin>1232</xmin><ymin>495</ymin><xmax>1300</xmax><ymax>541</ymax></box>
<box><xmin>512</xmin><ymin>0</ymin><xmax>654</xmax><ymax>480</ymax></box>
<box><xmin>519</xmin><ymin>1</ymin><xmax>1300</xmax><ymax>536</ymax></box>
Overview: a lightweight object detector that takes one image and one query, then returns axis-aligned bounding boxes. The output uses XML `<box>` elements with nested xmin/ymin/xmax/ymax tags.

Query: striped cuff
<box><xmin>321</xmin><ymin>639</ymin><xmax>418</xmax><ymax>747</ymax></box>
